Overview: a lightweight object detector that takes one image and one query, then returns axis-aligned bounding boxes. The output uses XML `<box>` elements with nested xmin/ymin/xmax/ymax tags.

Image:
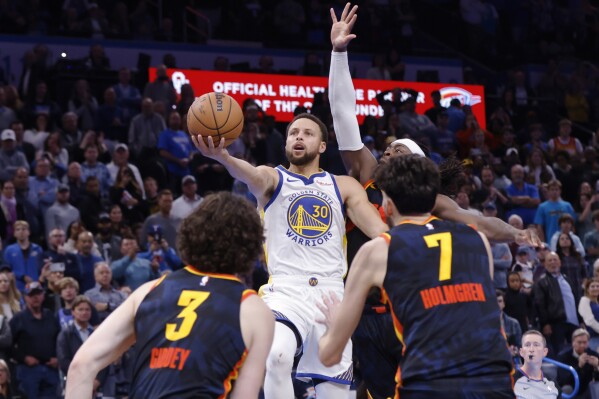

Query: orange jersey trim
<box><xmin>397</xmin><ymin>215</ymin><xmax>438</xmax><ymax>226</ymax></box>
<box><xmin>380</xmin><ymin>232</ymin><xmax>391</xmax><ymax>244</ymax></box>
<box><xmin>241</xmin><ymin>289</ymin><xmax>257</xmax><ymax>302</ymax></box>
<box><xmin>467</xmin><ymin>223</ymin><xmax>478</xmax><ymax>231</ymax></box>
<box><xmin>150</xmin><ymin>274</ymin><xmax>168</xmax><ymax>290</ymax></box>
<box><xmin>184</xmin><ymin>266</ymin><xmax>242</xmax><ymax>282</ymax></box>
<box><xmin>219</xmin><ymin>349</ymin><xmax>248</xmax><ymax>399</ymax></box>
<box><xmin>363</xmin><ymin>179</ymin><xmax>375</xmax><ymax>190</ymax></box>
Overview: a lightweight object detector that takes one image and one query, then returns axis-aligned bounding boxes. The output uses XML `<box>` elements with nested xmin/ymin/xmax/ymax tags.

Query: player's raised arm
<box><xmin>191</xmin><ymin>135</ymin><xmax>278</xmax><ymax>205</ymax></box>
<box><xmin>65</xmin><ymin>280</ymin><xmax>154</xmax><ymax>399</ymax></box>
<box><xmin>338</xmin><ymin>175</ymin><xmax>388</xmax><ymax>238</ymax></box>
<box><xmin>329</xmin><ymin>3</ymin><xmax>378</xmax><ymax>186</ymax></box>
<box><xmin>319</xmin><ymin>236</ymin><xmax>387</xmax><ymax>366</ymax></box>
<box><xmin>231</xmin><ymin>294</ymin><xmax>275</xmax><ymax>399</ymax></box>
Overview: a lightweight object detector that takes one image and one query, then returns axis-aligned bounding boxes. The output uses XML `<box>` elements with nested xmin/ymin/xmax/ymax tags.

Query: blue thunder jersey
<box><xmin>130</xmin><ymin>267</ymin><xmax>254</xmax><ymax>399</ymax></box>
<box><xmin>262</xmin><ymin>166</ymin><xmax>347</xmax><ymax>278</ymax></box>
<box><xmin>381</xmin><ymin>217</ymin><xmax>513</xmax><ymax>390</ymax></box>
<box><xmin>346</xmin><ymin>179</ymin><xmax>384</xmax><ymax>265</ymax></box>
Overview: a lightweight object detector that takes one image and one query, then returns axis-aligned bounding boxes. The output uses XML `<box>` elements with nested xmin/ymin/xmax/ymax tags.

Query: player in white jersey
<box><xmin>192</xmin><ymin>112</ymin><xmax>387</xmax><ymax>399</ymax></box>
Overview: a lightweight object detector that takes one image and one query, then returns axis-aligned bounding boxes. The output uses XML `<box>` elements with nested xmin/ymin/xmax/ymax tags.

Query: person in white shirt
<box><xmin>171</xmin><ymin>175</ymin><xmax>202</xmax><ymax>225</ymax></box>
<box><xmin>106</xmin><ymin>143</ymin><xmax>145</xmax><ymax>198</ymax></box>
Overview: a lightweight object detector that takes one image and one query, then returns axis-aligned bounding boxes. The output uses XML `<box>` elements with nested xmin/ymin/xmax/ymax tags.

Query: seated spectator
<box><xmin>95</xmin><ymin>87</ymin><xmax>126</xmax><ymax>143</ymax></box>
<box><xmin>63</xmin><ymin>221</ymin><xmax>100</xmax><ymax>257</ymax></box>
<box><xmin>10</xmin><ymin>120</ymin><xmax>35</xmax><ymax>166</ymax></box>
<box><xmin>143</xmin><ymin>177</ymin><xmax>159</xmax><ymax>215</ymax></box>
<box><xmin>22</xmin><ymin>81</ymin><xmax>61</xmax><ymax>129</ymax></box>
<box><xmin>158</xmin><ymin>111</ymin><xmax>195</xmax><ymax>191</ymax></box>
<box><xmin>82</xmin><ymin>43</ymin><xmax>109</xmax><ymax>70</ymax></box>
<box><xmin>548</xmin><ymin>119</ymin><xmax>583</xmax><ymax>158</ymax></box>
<box><xmin>523</xmin><ymin>147</ymin><xmax>555</xmax><ymax>187</ymax></box>
<box><xmin>512</xmin><ymin>246</ymin><xmax>536</xmax><ymax>293</ymax></box>
<box><xmin>9</xmin><ymin>281</ymin><xmax>61</xmax><ymax>399</ymax></box>
<box><xmin>143</xmin><ymin>65</ymin><xmax>176</xmax><ymax>111</ymax></box>
<box><xmin>80</xmin><ymin>143</ymin><xmax>113</xmax><ymax>197</ymax></box>
<box><xmin>60</xmin><ymin>112</ymin><xmax>83</xmax><ymax>151</ymax></box>
<box><xmin>55</xmin><ymin>277</ymin><xmax>99</xmax><ymax>329</ymax></box>
<box><xmin>398</xmin><ymin>96</ymin><xmax>435</xmax><ymax>139</ymax></box>
<box><xmin>68</xmin><ymin>79</ymin><xmax>98</xmax><ymax>131</ymax></box>
<box><xmin>506</xmin><ymin>164</ymin><xmax>540</xmax><ymax>227</ymax></box>
<box><xmin>94</xmin><ymin>213</ymin><xmax>121</xmax><ymax>263</ymax></box>
<box><xmin>108</xmin><ymin>204</ymin><xmax>125</xmax><ymax>236</ymax></box>
<box><xmin>549</xmin><ymin>213</ymin><xmax>585</xmax><ymax>256</ymax></box>
<box><xmin>0</xmin><ymin>129</ymin><xmax>29</xmax><ymax>182</ymax></box>
<box><xmin>27</xmin><ymin>157</ymin><xmax>58</xmax><ymax>220</ymax></box>
<box><xmin>44</xmin><ymin>227</ymin><xmax>81</xmax><ymax>284</ymax></box>
<box><xmin>106</xmin><ymin>143</ymin><xmax>145</xmax><ymax>198</ymax></box>
<box><xmin>78</xmin><ymin>176</ymin><xmax>107</xmax><ymax>234</ymax></box>
<box><xmin>556</xmin><ymin>232</ymin><xmax>587</xmax><ymax>299</ymax></box>
<box><xmin>0</xmin><ymin>358</ymin><xmax>26</xmax><ymax>397</ymax></box>
<box><xmin>497</xmin><ymin>290</ymin><xmax>521</xmax><ymax>352</ymax></box>
<box><xmin>584</xmin><ymin>210</ymin><xmax>599</xmax><ymax>271</ymax></box>
<box><xmin>38</xmin><ymin>132</ymin><xmax>69</xmax><ymax>180</ymax></box>
<box><xmin>170</xmin><ymin>175</ymin><xmax>202</xmax><ymax>225</ymax></box>
<box><xmin>84</xmin><ymin>263</ymin><xmax>126</xmax><ymax>322</ymax></box>
<box><xmin>44</xmin><ymin>184</ymin><xmax>80</xmax><ymax>239</ymax></box>
<box><xmin>72</xmin><ymin>130</ymin><xmax>111</xmax><ymax>165</ymax></box>
<box><xmin>523</xmin><ymin>123</ymin><xmax>549</xmax><ymax>155</ymax></box>
<box><xmin>39</xmin><ymin>261</ymin><xmax>66</xmax><ymax>313</ymax></box>
<box><xmin>139</xmin><ymin>225</ymin><xmax>182</xmax><ymax>272</ymax></box>
<box><xmin>0</xmin><ymin>270</ymin><xmax>21</xmax><ymax>321</ymax></box>
<box><xmin>128</xmin><ymin>98</ymin><xmax>165</xmax><ymax>162</ymax></box>
<box><xmin>4</xmin><ymin>221</ymin><xmax>42</xmax><ymax>292</ymax></box>
<box><xmin>113</xmin><ymin>68</ymin><xmax>140</xmax><ymax>125</ymax></box>
<box><xmin>63</xmin><ymin>161</ymin><xmax>83</xmax><ymax>205</ymax></box>
<box><xmin>504</xmin><ymin>271</ymin><xmax>531</xmax><ymax>333</ymax></box>
<box><xmin>556</xmin><ymin>329</ymin><xmax>599</xmax><ymax>398</ymax></box>
<box><xmin>109</xmin><ymin>166</ymin><xmax>146</xmax><ymax>226</ymax></box>
<box><xmin>176</xmin><ymin>84</ymin><xmax>195</xmax><ymax>116</ymax></box>
<box><xmin>0</xmin><ymin>180</ymin><xmax>26</xmax><ymax>246</ymax></box>
<box><xmin>111</xmin><ymin>235</ymin><xmax>160</xmax><ymax>290</ymax></box>
<box><xmin>578</xmin><ymin>279</ymin><xmax>599</xmax><ymax>352</ymax></box>
<box><xmin>0</xmin><ymin>87</ymin><xmax>16</xmax><ymax>132</ymax></box>
<box><xmin>75</xmin><ymin>231</ymin><xmax>103</xmax><ymax>293</ymax></box>
<box><xmin>23</xmin><ymin>112</ymin><xmax>50</xmax><ymax>151</ymax></box>
<box><xmin>140</xmin><ymin>190</ymin><xmax>177</xmax><ymax>249</ymax></box>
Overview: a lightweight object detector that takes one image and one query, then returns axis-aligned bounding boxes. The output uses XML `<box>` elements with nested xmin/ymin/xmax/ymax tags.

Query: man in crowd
<box><xmin>44</xmin><ymin>184</ymin><xmax>80</xmax><ymax>239</ymax></box>
<box><xmin>5</xmin><ymin>220</ymin><xmax>43</xmax><ymax>291</ymax></box>
<box><xmin>556</xmin><ymin>329</ymin><xmax>599</xmax><ymax>397</ymax></box>
<box><xmin>170</xmin><ymin>175</ymin><xmax>202</xmax><ymax>225</ymax></box>
<box><xmin>534</xmin><ymin>180</ymin><xmax>576</xmax><ymax>243</ymax></box>
<box><xmin>94</xmin><ymin>213</ymin><xmax>121</xmax><ymax>263</ymax></box>
<box><xmin>506</xmin><ymin>164</ymin><xmax>540</xmax><ymax>227</ymax></box>
<box><xmin>111</xmin><ymin>235</ymin><xmax>160</xmax><ymax>290</ymax></box>
<box><xmin>84</xmin><ymin>262</ymin><xmax>126</xmax><ymax>322</ymax></box>
<box><xmin>75</xmin><ymin>231</ymin><xmax>103</xmax><ymax>293</ymax></box>
<box><xmin>43</xmin><ymin>228</ymin><xmax>80</xmax><ymax>283</ymax></box>
<box><xmin>140</xmin><ymin>190</ymin><xmax>177</xmax><ymax>249</ymax></box>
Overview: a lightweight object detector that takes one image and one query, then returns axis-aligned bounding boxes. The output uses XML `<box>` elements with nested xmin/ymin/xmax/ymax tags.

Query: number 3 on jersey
<box><xmin>165</xmin><ymin>290</ymin><xmax>210</xmax><ymax>341</ymax></box>
<box><xmin>423</xmin><ymin>232</ymin><xmax>453</xmax><ymax>281</ymax></box>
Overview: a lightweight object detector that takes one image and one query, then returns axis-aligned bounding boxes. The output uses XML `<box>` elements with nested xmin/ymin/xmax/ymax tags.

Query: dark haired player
<box><xmin>65</xmin><ymin>192</ymin><xmax>274</xmax><ymax>399</ymax></box>
<box><xmin>329</xmin><ymin>4</ymin><xmax>537</xmax><ymax>397</ymax></box>
<box><xmin>319</xmin><ymin>155</ymin><xmax>514</xmax><ymax>398</ymax></box>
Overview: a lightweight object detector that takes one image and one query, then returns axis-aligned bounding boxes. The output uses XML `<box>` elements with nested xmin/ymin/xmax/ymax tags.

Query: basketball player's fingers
<box><xmin>217</xmin><ymin>137</ymin><xmax>226</xmax><ymax>150</ymax></box>
<box><xmin>346</xmin><ymin>5</ymin><xmax>358</xmax><ymax>23</ymax></box>
<box><xmin>330</xmin><ymin>7</ymin><xmax>338</xmax><ymax>23</ymax></box>
<box><xmin>315</xmin><ymin>300</ymin><xmax>329</xmax><ymax>316</ymax></box>
<box><xmin>329</xmin><ymin>291</ymin><xmax>341</xmax><ymax>305</ymax></box>
<box><xmin>340</xmin><ymin>2</ymin><xmax>350</xmax><ymax>21</ymax></box>
<box><xmin>347</xmin><ymin>14</ymin><xmax>358</xmax><ymax>32</ymax></box>
<box><xmin>193</xmin><ymin>134</ymin><xmax>208</xmax><ymax>152</ymax></box>
<box><xmin>206</xmin><ymin>135</ymin><xmax>216</xmax><ymax>150</ymax></box>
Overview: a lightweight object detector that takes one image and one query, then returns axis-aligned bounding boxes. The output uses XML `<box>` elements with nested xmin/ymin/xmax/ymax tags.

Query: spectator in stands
<box><xmin>471</xmin><ymin>166</ymin><xmax>509</xmax><ymax>217</ymax></box>
<box><xmin>0</xmin><ymin>358</ymin><xmax>27</xmax><ymax>397</ymax></box>
<box><xmin>556</xmin><ymin>231</ymin><xmax>587</xmax><ymax>299</ymax></box>
<box><xmin>549</xmin><ymin>119</ymin><xmax>583</xmax><ymax>158</ymax></box>
<box><xmin>139</xmin><ymin>225</ymin><xmax>182</xmax><ymax>272</ymax></box>
<box><xmin>94</xmin><ymin>213</ymin><xmax>121</xmax><ymax>263</ymax></box>
<box><xmin>585</xmin><ymin>211</ymin><xmax>599</xmax><ymax>267</ymax></box>
<box><xmin>512</xmin><ymin>246</ymin><xmax>536</xmax><ymax>293</ymax></box>
<box><xmin>39</xmin><ymin>260</ymin><xmax>65</xmax><ymax>313</ymax></box>
<box><xmin>43</xmin><ymin>228</ymin><xmax>80</xmax><ymax>285</ymax></box>
<box><xmin>107</xmin><ymin>143</ymin><xmax>144</xmax><ymax>198</ymax></box>
<box><xmin>75</xmin><ymin>231</ymin><xmax>103</xmax><ymax>293</ymax></box>
<box><xmin>158</xmin><ymin>111</ymin><xmax>194</xmax><ymax>191</ymax></box>
<box><xmin>549</xmin><ymin>213</ymin><xmax>585</xmax><ymax>254</ymax></box>
<box><xmin>140</xmin><ymin>190</ymin><xmax>177</xmax><ymax>249</ymax></box>
<box><xmin>523</xmin><ymin>123</ymin><xmax>549</xmax><ymax>155</ymax></box>
<box><xmin>56</xmin><ymin>277</ymin><xmax>80</xmax><ymax>327</ymax></box>
<box><xmin>28</xmin><ymin>157</ymin><xmax>58</xmax><ymax>220</ymax></box>
<box><xmin>0</xmin><ymin>129</ymin><xmax>29</xmax><ymax>182</ymax></box>
<box><xmin>445</xmin><ymin>98</ymin><xmax>466</xmax><ymax>133</ymax></box>
<box><xmin>506</xmin><ymin>164</ymin><xmax>540</xmax><ymax>227</ymax></box>
<box><xmin>10</xmin><ymin>120</ymin><xmax>36</xmax><ymax>165</ymax></box>
<box><xmin>534</xmin><ymin>251</ymin><xmax>580</xmax><ymax>355</ymax></box>
<box><xmin>366</xmin><ymin>53</ymin><xmax>390</xmax><ymax>80</ymax></box>
<box><xmin>534</xmin><ymin>180</ymin><xmax>576</xmax><ymax>243</ymax></box>
<box><xmin>22</xmin><ymin>81</ymin><xmax>61</xmax><ymax>129</ymax></box>
<box><xmin>9</xmin><ymin>281</ymin><xmax>60</xmax><ymax>399</ymax></box>
<box><xmin>578</xmin><ymin>279</ymin><xmax>599</xmax><ymax>352</ymax></box>
<box><xmin>171</xmin><ymin>175</ymin><xmax>202</xmax><ymax>225</ymax></box>
<box><xmin>68</xmin><ymin>79</ymin><xmax>98</xmax><ymax>132</ymax></box>
<box><xmin>128</xmin><ymin>97</ymin><xmax>165</xmax><ymax>161</ymax></box>
<box><xmin>497</xmin><ymin>290</ymin><xmax>521</xmax><ymax>350</ymax></box>
<box><xmin>95</xmin><ymin>87</ymin><xmax>126</xmax><ymax>143</ymax></box>
<box><xmin>12</xmin><ymin>166</ymin><xmax>40</xmax><ymax>235</ymax></box>
<box><xmin>38</xmin><ymin>132</ymin><xmax>69</xmax><ymax>181</ymax></box>
<box><xmin>553</xmin><ymin>150</ymin><xmax>580</xmax><ymax>205</ymax></box>
<box><xmin>424</xmin><ymin>90</ymin><xmax>445</xmax><ymax>123</ymax></box>
<box><xmin>57</xmin><ymin>295</ymin><xmax>100</xmax><ymax>394</ymax></box>
<box><xmin>564</xmin><ymin>80</ymin><xmax>590</xmax><ymax>125</ymax></box>
<box><xmin>80</xmin><ymin>144</ymin><xmax>112</xmax><ymax>197</ymax></box>
<box><xmin>523</xmin><ymin>147</ymin><xmax>555</xmax><ymax>187</ymax></box>
<box><xmin>176</xmin><ymin>84</ymin><xmax>195</xmax><ymax>117</ymax></box>
<box><xmin>83</xmin><ymin>43</ymin><xmax>110</xmax><ymax>70</ymax></box>
<box><xmin>5</xmin><ymin>221</ymin><xmax>42</xmax><ymax>292</ymax></box>
<box><xmin>577</xmin><ymin>192</ymin><xmax>596</xmax><ymax>240</ymax></box>
<box><xmin>556</xmin><ymin>329</ymin><xmax>599</xmax><ymax>397</ymax></box>
<box><xmin>143</xmin><ymin>65</ymin><xmax>176</xmax><ymax>111</ymax></box>
<box><xmin>0</xmin><ymin>88</ymin><xmax>16</xmax><ymax>132</ymax></box>
<box><xmin>59</xmin><ymin>112</ymin><xmax>83</xmax><ymax>151</ymax></box>
<box><xmin>398</xmin><ymin>96</ymin><xmax>435</xmax><ymax>139</ymax></box>
<box><xmin>112</xmin><ymin>67</ymin><xmax>140</xmax><ymax>125</ymax></box>
<box><xmin>63</xmin><ymin>161</ymin><xmax>83</xmax><ymax>205</ymax></box>
<box><xmin>483</xmin><ymin>203</ymin><xmax>512</xmax><ymax>290</ymax></box>
<box><xmin>44</xmin><ymin>183</ymin><xmax>80</xmax><ymax>240</ymax></box>
<box><xmin>109</xmin><ymin>166</ymin><xmax>146</xmax><ymax>225</ymax></box>
<box><xmin>108</xmin><ymin>204</ymin><xmax>125</xmax><ymax>236</ymax></box>
<box><xmin>0</xmin><ymin>270</ymin><xmax>21</xmax><ymax>320</ymax></box>
<box><xmin>83</xmin><ymin>263</ymin><xmax>126</xmax><ymax>322</ymax></box>
<box><xmin>504</xmin><ymin>271</ymin><xmax>531</xmax><ymax>333</ymax></box>
<box><xmin>23</xmin><ymin>113</ymin><xmax>49</xmax><ymax>152</ymax></box>
<box><xmin>143</xmin><ymin>176</ymin><xmax>159</xmax><ymax>214</ymax></box>
<box><xmin>111</xmin><ymin>235</ymin><xmax>159</xmax><ymax>290</ymax></box>
<box><xmin>427</xmin><ymin>110</ymin><xmax>456</xmax><ymax>158</ymax></box>
<box><xmin>0</xmin><ymin>180</ymin><xmax>26</xmax><ymax>246</ymax></box>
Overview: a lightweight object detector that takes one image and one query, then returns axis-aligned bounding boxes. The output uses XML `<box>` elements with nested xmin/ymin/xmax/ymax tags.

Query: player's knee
<box><xmin>266</xmin><ymin>343</ymin><xmax>295</xmax><ymax>373</ymax></box>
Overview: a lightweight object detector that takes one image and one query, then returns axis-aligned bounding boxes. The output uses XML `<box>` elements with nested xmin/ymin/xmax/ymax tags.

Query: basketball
<box><xmin>187</xmin><ymin>92</ymin><xmax>244</xmax><ymax>147</ymax></box>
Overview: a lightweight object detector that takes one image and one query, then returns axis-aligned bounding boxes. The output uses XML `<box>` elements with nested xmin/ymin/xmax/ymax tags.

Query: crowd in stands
<box><xmin>1</xmin><ymin>0</ymin><xmax>599</xmax><ymax>398</ymax></box>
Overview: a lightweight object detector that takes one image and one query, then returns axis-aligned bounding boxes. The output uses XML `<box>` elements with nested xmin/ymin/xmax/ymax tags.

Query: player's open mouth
<box><xmin>293</xmin><ymin>144</ymin><xmax>305</xmax><ymax>151</ymax></box>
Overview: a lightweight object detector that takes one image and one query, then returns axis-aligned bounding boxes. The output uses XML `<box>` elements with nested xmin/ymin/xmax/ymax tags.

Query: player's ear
<box><xmin>543</xmin><ymin>347</ymin><xmax>548</xmax><ymax>357</ymax></box>
<box><xmin>319</xmin><ymin>141</ymin><xmax>326</xmax><ymax>154</ymax></box>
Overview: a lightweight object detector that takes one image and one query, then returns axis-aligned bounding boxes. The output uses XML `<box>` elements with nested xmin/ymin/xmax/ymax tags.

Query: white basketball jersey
<box><xmin>262</xmin><ymin>166</ymin><xmax>347</xmax><ymax>278</ymax></box>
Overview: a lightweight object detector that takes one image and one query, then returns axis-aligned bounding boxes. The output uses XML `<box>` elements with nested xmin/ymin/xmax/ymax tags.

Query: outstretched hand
<box><xmin>515</xmin><ymin>227</ymin><xmax>543</xmax><ymax>247</ymax></box>
<box><xmin>191</xmin><ymin>134</ymin><xmax>228</xmax><ymax>161</ymax></box>
<box><xmin>315</xmin><ymin>291</ymin><xmax>341</xmax><ymax>329</ymax></box>
<box><xmin>330</xmin><ymin>3</ymin><xmax>358</xmax><ymax>52</ymax></box>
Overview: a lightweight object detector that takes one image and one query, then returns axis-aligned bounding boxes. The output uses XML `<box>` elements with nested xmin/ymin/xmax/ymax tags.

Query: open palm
<box><xmin>330</xmin><ymin>3</ymin><xmax>358</xmax><ymax>52</ymax></box>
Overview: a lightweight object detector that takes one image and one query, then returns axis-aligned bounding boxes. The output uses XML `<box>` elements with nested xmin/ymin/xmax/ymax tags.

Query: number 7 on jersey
<box><xmin>423</xmin><ymin>232</ymin><xmax>453</xmax><ymax>281</ymax></box>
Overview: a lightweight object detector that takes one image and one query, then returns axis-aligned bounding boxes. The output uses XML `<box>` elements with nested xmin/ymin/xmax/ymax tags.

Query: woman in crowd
<box><xmin>109</xmin><ymin>166</ymin><xmax>147</xmax><ymax>225</ymax></box>
<box><xmin>63</xmin><ymin>221</ymin><xmax>101</xmax><ymax>257</ymax></box>
<box><xmin>0</xmin><ymin>181</ymin><xmax>26</xmax><ymax>246</ymax></box>
<box><xmin>578</xmin><ymin>278</ymin><xmax>599</xmax><ymax>352</ymax></box>
<box><xmin>503</xmin><ymin>271</ymin><xmax>532</xmax><ymax>333</ymax></box>
<box><xmin>23</xmin><ymin>112</ymin><xmax>51</xmax><ymax>152</ymax></box>
<box><xmin>0</xmin><ymin>271</ymin><xmax>21</xmax><ymax>321</ymax></box>
<box><xmin>523</xmin><ymin>147</ymin><xmax>555</xmax><ymax>187</ymax></box>
<box><xmin>38</xmin><ymin>131</ymin><xmax>69</xmax><ymax>180</ymax></box>
<box><xmin>0</xmin><ymin>359</ymin><xmax>26</xmax><ymax>398</ymax></box>
<box><xmin>556</xmin><ymin>232</ymin><xmax>587</xmax><ymax>298</ymax></box>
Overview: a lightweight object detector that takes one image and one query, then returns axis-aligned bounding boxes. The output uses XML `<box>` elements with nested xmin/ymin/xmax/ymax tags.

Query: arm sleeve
<box><xmin>328</xmin><ymin>51</ymin><xmax>363</xmax><ymax>151</ymax></box>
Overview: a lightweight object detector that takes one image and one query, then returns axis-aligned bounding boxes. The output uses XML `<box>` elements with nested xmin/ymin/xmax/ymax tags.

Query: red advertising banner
<box><xmin>150</xmin><ymin>68</ymin><xmax>486</xmax><ymax>127</ymax></box>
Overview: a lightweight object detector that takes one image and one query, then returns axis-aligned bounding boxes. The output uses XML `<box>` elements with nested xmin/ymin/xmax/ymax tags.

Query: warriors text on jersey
<box><xmin>381</xmin><ymin>217</ymin><xmax>513</xmax><ymax>390</ymax></box>
<box><xmin>262</xmin><ymin>166</ymin><xmax>347</xmax><ymax>278</ymax></box>
<box><xmin>130</xmin><ymin>267</ymin><xmax>254</xmax><ymax>399</ymax></box>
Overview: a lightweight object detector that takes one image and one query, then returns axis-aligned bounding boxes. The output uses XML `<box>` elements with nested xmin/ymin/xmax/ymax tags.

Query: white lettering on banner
<box><xmin>171</xmin><ymin>72</ymin><xmax>190</xmax><ymax>94</ymax></box>
<box><xmin>355</xmin><ymin>104</ymin><xmax>384</xmax><ymax>117</ymax></box>
<box><xmin>367</xmin><ymin>89</ymin><xmax>379</xmax><ymax>101</ymax></box>
<box><xmin>212</xmin><ymin>81</ymin><xmax>277</xmax><ymax>96</ymax></box>
<box><xmin>355</xmin><ymin>89</ymin><xmax>364</xmax><ymax>101</ymax></box>
<box><xmin>279</xmin><ymin>85</ymin><xmax>325</xmax><ymax>98</ymax></box>
<box><xmin>274</xmin><ymin>100</ymin><xmax>300</xmax><ymax>112</ymax></box>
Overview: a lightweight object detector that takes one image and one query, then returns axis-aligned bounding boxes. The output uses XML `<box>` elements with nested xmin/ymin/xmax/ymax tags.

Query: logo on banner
<box><xmin>171</xmin><ymin>71</ymin><xmax>190</xmax><ymax>94</ymax></box>
<box><xmin>439</xmin><ymin>87</ymin><xmax>482</xmax><ymax>108</ymax></box>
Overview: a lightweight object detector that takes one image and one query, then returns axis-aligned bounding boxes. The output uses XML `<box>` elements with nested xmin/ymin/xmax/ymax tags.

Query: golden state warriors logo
<box><xmin>285</xmin><ymin>194</ymin><xmax>334</xmax><ymax>246</ymax></box>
